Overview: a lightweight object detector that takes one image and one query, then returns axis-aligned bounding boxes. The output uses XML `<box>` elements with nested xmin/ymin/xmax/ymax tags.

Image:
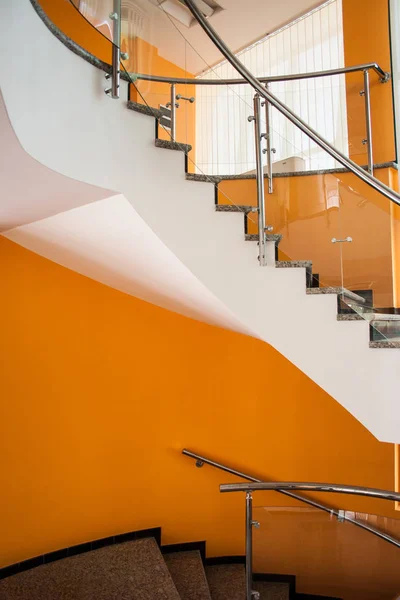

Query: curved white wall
<box><xmin>1</xmin><ymin>0</ymin><xmax>400</xmax><ymax>443</ymax></box>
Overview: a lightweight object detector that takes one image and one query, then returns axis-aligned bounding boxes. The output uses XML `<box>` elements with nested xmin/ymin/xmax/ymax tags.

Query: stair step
<box><xmin>338</xmin><ymin>312</ymin><xmax>400</xmax><ymax>322</ymax></box>
<box><xmin>306</xmin><ymin>287</ymin><xmax>366</xmax><ymax>305</ymax></box>
<box><xmin>164</xmin><ymin>550</ymin><xmax>212</xmax><ymax>600</ymax></box>
<box><xmin>205</xmin><ymin>564</ymin><xmax>246</xmax><ymax>600</ymax></box>
<box><xmin>216</xmin><ymin>204</ymin><xmax>253</xmax><ymax>213</ymax></box>
<box><xmin>253</xmin><ymin>580</ymin><xmax>290</xmax><ymax>599</ymax></box>
<box><xmin>186</xmin><ymin>173</ymin><xmax>222</xmax><ymax>184</ymax></box>
<box><xmin>0</xmin><ymin>538</ymin><xmax>180</xmax><ymax>600</ymax></box>
<box><xmin>155</xmin><ymin>139</ymin><xmax>192</xmax><ymax>153</ymax></box>
<box><xmin>276</xmin><ymin>260</ymin><xmax>312</xmax><ymax>271</ymax></box>
<box><xmin>369</xmin><ymin>341</ymin><xmax>400</xmax><ymax>348</ymax></box>
<box><xmin>127</xmin><ymin>100</ymin><xmax>163</xmax><ymax>120</ymax></box>
<box><xmin>337</xmin><ymin>313</ymin><xmax>364</xmax><ymax>321</ymax></box>
<box><xmin>245</xmin><ymin>233</ymin><xmax>283</xmax><ymax>246</ymax></box>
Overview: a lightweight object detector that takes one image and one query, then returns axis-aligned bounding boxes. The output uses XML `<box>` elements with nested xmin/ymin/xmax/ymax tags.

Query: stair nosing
<box><xmin>306</xmin><ymin>287</ymin><xmax>366</xmax><ymax>304</ymax></box>
<box><xmin>155</xmin><ymin>139</ymin><xmax>192</xmax><ymax>153</ymax></box>
<box><xmin>127</xmin><ymin>100</ymin><xmax>163</xmax><ymax>119</ymax></box>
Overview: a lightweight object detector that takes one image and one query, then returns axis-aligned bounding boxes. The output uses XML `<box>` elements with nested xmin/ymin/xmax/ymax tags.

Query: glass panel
<box><xmin>253</xmin><ymin>506</ymin><xmax>400</xmax><ymax>600</ymax></box>
<box><xmin>338</xmin><ymin>175</ymin><xmax>400</xmax><ymax>345</ymax></box>
<box><xmin>70</xmin><ymin>0</ymin><xmax>115</xmax><ymax>43</ymax></box>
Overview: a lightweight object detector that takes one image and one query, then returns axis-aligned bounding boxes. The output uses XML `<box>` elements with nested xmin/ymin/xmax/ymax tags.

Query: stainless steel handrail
<box><xmin>182</xmin><ymin>449</ymin><xmax>400</xmax><ymax>549</ymax></box>
<box><xmin>181</xmin><ymin>0</ymin><xmax>400</xmax><ymax>206</ymax></box>
<box><xmin>132</xmin><ymin>62</ymin><xmax>389</xmax><ymax>86</ymax></box>
<box><xmin>220</xmin><ymin>481</ymin><xmax>400</xmax><ymax>502</ymax></box>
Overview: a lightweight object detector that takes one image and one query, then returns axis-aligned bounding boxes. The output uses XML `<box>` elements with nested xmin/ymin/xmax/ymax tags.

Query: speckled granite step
<box><xmin>186</xmin><ymin>173</ymin><xmax>222</xmax><ymax>184</ymax></box>
<box><xmin>164</xmin><ymin>551</ymin><xmax>212</xmax><ymax>600</ymax></box>
<box><xmin>216</xmin><ymin>204</ymin><xmax>254</xmax><ymax>214</ymax></box>
<box><xmin>127</xmin><ymin>101</ymin><xmax>163</xmax><ymax>120</ymax></box>
<box><xmin>253</xmin><ymin>580</ymin><xmax>290</xmax><ymax>599</ymax></box>
<box><xmin>155</xmin><ymin>139</ymin><xmax>192</xmax><ymax>153</ymax></box>
<box><xmin>205</xmin><ymin>564</ymin><xmax>246</xmax><ymax>600</ymax></box>
<box><xmin>0</xmin><ymin>538</ymin><xmax>180</xmax><ymax>600</ymax></box>
<box><xmin>245</xmin><ymin>233</ymin><xmax>282</xmax><ymax>246</ymax></box>
<box><xmin>337</xmin><ymin>313</ymin><xmax>364</xmax><ymax>321</ymax></box>
<box><xmin>306</xmin><ymin>287</ymin><xmax>365</xmax><ymax>305</ymax></box>
<box><xmin>369</xmin><ymin>341</ymin><xmax>400</xmax><ymax>348</ymax></box>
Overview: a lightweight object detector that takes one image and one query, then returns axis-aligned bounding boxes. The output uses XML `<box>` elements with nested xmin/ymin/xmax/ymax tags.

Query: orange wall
<box><xmin>219</xmin><ymin>167</ymin><xmax>399</xmax><ymax>307</ymax></box>
<box><xmin>343</xmin><ymin>0</ymin><xmax>396</xmax><ymax>165</ymax></box>
<box><xmin>1</xmin><ymin>236</ymin><xmax>398</xmax><ymax>572</ymax></box>
<box><xmin>128</xmin><ymin>38</ymin><xmax>196</xmax><ymax>158</ymax></box>
<box><xmin>39</xmin><ymin>0</ymin><xmax>112</xmax><ymax>65</ymax></box>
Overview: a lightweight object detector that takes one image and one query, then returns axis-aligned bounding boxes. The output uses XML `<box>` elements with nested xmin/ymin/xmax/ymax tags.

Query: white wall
<box><xmin>1</xmin><ymin>0</ymin><xmax>400</xmax><ymax>443</ymax></box>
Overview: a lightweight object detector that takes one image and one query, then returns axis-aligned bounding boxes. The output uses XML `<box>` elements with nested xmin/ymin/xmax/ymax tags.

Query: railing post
<box><xmin>170</xmin><ymin>83</ymin><xmax>177</xmax><ymax>141</ymax></box>
<box><xmin>263</xmin><ymin>83</ymin><xmax>273</xmax><ymax>194</ymax></box>
<box><xmin>361</xmin><ymin>69</ymin><xmax>374</xmax><ymax>175</ymax></box>
<box><xmin>248</xmin><ymin>94</ymin><xmax>267</xmax><ymax>266</ymax></box>
<box><xmin>245</xmin><ymin>491</ymin><xmax>253</xmax><ymax>600</ymax></box>
<box><xmin>105</xmin><ymin>0</ymin><xmax>121</xmax><ymax>99</ymax></box>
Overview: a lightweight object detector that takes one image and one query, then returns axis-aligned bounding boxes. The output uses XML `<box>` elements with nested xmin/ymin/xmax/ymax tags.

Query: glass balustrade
<box><xmin>252</xmin><ymin>505</ymin><xmax>400</xmax><ymax>600</ymax></box>
<box><xmin>37</xmin><ymin>0</ymin><xmax>400</xmax><ymax>331</ymax></box>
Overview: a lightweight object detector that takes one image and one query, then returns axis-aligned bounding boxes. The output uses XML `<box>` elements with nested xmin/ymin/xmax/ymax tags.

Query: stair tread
<box><xmin>338</xmin><ymin>312</ymin><xmax>400</xmax><ymax>322</ymax></box>
<box><xmin>186</xmin><ymin>173</ymin><xmax>222</xmax><ymax>183</ymax></box>
<box><xmin>0</xmin><ymin>538</ymin><xmax>180</xmax><ymax>600</ymax></box>
<box><xmin>369</xmin><ymin>341</ymin><xmax>400</xmax><ymax>348</ymax></box>
<box><xmin>205</xmin><ymin>564</ymin><xmax>245</xmax><ymax>600</ymax></box>
<box><xmin>155</xmin><ymin>139</ymin><xmax>192</xmax><ymax>153</ymax></box>
<box><xmin>127</xmin><ymin>100</ymin><xmax>163</xmax><ymax>120</ymax></box>
<box><xmin>276</xmin><ymin>260</ymin><xmax>312</xmax><ymax>269</ymax></box>
<box><xmin>215</xmin><ymin>204</ymin><xmax>253</xmax><ymax>213</ymax></box>
<box><xmin>253</xmin><ymin>581</ymin><xmax>290</xmax><ymax>599</ymax></box>
<box><xmin>164</xmin><ymin>551</ymin><xmax>212</xmax><ymax>600</ymax></box>
<box><xmin>245</xmin><ymin>233</ymin><xmax>282</xmax><ymax>245</ymax></box>
<box><xmin>306</xmin><ymin>287</ymin><xmax>365</xmax><ymax>304</ymax></box>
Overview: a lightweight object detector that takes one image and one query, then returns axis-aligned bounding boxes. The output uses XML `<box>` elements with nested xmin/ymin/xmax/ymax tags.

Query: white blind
<box><xmin>195</xmin><ymin>0</ymin><xmax>348</xmax><ymax>175</ymax></box>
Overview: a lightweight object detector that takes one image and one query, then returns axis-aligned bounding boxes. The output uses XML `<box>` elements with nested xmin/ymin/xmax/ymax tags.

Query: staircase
<box><xmin>0</xmin><ymin>529</ymin><xmax>340</xmax><ymax>600</ymax></box>
<box><xmin>1</xmin><ymin>0</ymin><xmax>400</xmax><ymax>444</ymax></box>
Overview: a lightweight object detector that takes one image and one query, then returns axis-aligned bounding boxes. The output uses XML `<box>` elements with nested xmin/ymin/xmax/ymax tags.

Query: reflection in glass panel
<box><xmin>253</xmin><ymin>506</ymin><xmax>400</xmax><ymax>600</ymax></box>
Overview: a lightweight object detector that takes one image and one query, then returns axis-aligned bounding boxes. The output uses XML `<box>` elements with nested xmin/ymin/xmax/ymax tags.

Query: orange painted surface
<box><xmin>38</xmin><ymin>0</ymin><xmax>112</xmax><ymax>64</ymax></box>
<box><xmin>127</xmin><ymin>38</ymin><xmax>196</xmax><ymax>163</ymax></box>
<box><xmin>342</xmin><ymin>0</ymin><xmax>396</xmax><ymax>165</ymax></box>
<box><xmin>395</xmin><ymin>445</ymin><xmax>400</xmax><ymax>511</ymax></box>
<box><xmin>1</xmin><ymin>236</ymin><xmax>399</xmax><ymax>575</ymax></box>
<box><xmin>253</xmin><ymin>507</ymin><xmax>400</xmax><ymax>599</ymax></box>
<box><xmin>219</xmin><ymin>168</ymin><xmax>399</xmax><ymax>307</ymax></box>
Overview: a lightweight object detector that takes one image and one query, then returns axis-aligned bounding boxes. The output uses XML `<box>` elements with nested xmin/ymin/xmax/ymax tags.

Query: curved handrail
<box><xmin>133</xmin><ymin>62</ymin><xmax>390</xmax><ymax>86</ymax></box>
<box><xmin>220</xmin><ymin>481</ymin><xmax>400</xmax><ymax>502</ymax></box>
<box><xmin>182</xmin><ymin>449</ymin><xmax>400</xmax><ymax>549</ymax></box>
<box><xmin>181</xmin><ymin>0</ymin><xmax>400</xmax><ymax>206</ymax></box>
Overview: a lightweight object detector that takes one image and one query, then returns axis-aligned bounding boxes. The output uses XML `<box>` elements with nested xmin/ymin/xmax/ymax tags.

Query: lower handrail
<box><xmin>182</xmin><ymin>449</ymin><xmax>400</xmax><ymax>549</ymax></box>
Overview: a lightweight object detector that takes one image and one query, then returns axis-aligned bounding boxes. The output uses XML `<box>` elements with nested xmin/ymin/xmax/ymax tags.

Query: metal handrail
<box><xmin>181</xmin><ymin>0</ymin><xmax>400</xmax><ymax>207</ymax></box>
<box><xmin>182</xmin><ymin>449</ymin><xmax>400</xmax><ymax>549</ymax></box>
<box><xmin>132</xmin><ymin>62</ymin><xmax>390</xmax><ymax>86</ymax></box>
<box><xmin>220</xmin><ymin>481</ymin><xmax>400</xmax><ymax>502</ymax></box>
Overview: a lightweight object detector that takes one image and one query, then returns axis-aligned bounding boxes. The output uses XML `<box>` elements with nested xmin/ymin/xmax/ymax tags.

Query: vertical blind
<box><xmin>195</xmin><ymin>0</ymin><xmax>348</xmax><ymax>175</ymax></box>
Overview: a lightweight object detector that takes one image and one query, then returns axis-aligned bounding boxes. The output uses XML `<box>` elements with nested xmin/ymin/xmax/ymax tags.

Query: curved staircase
<box><xmin>1</xmin><ymin>0</ymin><xmax>400</xmax><ymax>444</ymax></box>
<box><xmin>0</xmin><ymin>529</ymin><xmax>339</xmax><ymax>600</ymax></box>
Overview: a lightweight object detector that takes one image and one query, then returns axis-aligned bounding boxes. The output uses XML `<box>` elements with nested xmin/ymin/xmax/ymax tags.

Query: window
<box><xmin>195</xmin><ymin>0</ymin><xmax>348</xmax><ymax>175</ymax></box>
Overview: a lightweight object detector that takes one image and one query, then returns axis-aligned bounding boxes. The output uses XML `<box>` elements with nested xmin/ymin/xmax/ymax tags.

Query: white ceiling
<box><xmin>131</xmin><ymin>0</ymin><xmax>326</xmax><ymax>74</ymax></box>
